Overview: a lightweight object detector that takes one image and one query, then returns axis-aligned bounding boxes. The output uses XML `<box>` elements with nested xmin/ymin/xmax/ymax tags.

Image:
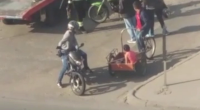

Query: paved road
<box><xmin>0</xmin><ymin>97</ymin><xmax>193</xmax><ymax>110</ymax></box>
<box><xmin>1</xmin><ymin>0</ymin><xmax>200</xmax><ymax>105</ymax></box>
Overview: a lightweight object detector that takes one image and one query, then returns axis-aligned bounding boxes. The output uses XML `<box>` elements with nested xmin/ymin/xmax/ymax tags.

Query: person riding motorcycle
<box><xmin>67</xmin><ymin>0</ymin><xmax>88</xmax><ymax>33</ymax></box>
<box><xmin>56</xmin><ymin>21</ymin><xmax>91</xmax><ymax>88</ymax></box>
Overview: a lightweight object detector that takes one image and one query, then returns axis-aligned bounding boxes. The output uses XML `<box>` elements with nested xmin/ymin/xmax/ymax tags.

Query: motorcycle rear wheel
<box><xmin>70</xmin><ymin>72</ymin><xmax>86</xmax><ymax>96</ymax></box>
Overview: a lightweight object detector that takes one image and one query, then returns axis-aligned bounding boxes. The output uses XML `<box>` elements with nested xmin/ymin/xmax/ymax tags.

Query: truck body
<box><xmin>0</xmin><ymin>0</ymin><xmax>67</xmax><ymax>25</ymax></box>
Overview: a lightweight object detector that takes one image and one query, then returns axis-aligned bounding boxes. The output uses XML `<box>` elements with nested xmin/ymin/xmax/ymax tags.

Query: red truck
<box><xmin>0</xmin><ymin>0</ymin><xmax>67</xmax><ymax>26</ymax></box>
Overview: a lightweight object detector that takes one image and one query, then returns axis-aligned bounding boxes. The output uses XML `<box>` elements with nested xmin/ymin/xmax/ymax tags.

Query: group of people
<box><xmin>119</xmin><ymin>0</ymin><xmax>169</xmax><ymax>45</ymax></box>
<box><xmin>56</xmin><ymin>0</ymin><xmax>170</xmax><ymax>88</ymax></box>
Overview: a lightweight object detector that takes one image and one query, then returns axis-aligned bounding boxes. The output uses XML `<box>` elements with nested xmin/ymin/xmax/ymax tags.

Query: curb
<box><xmin>126</xmin><ymin>49</ymin><xmax>200</xmax><ymax>109</ymax></box>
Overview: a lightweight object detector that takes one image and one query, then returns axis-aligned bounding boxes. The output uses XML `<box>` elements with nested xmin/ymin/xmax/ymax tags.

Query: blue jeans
<box><xmin>123</xmin><ymin>17</ymin><xmax>136</xmax><ymax>40</ymax></box>
<box><xmin>147</xmin><ymin>20</ymin><xmax>155</xmax><ymax>36</ymax></box>
<box><xmin>135</xmin><ymin>30</ymin><xmax>143</xmax><ymax>51</ymax></box>
<box><xmin>135</xmin><ymin>30</ymin><xmax>147</xmax><ymax>52</ymax></box>
<box><xmin>58</xmin><ymin>50</ymin><xmax>87</xmax><ymax>84</ymax></box>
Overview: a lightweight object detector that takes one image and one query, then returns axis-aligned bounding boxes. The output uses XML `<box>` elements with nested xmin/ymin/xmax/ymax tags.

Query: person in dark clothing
<box><xmin>154</xmin><ymin>0</ymin><xmax>169</xmax><ymax>35</ymax></box>
<box><xmin>141</xmin><ymin>0</ymin><xmax>155</xmax><ymax>37</ymax></box>
<box><xmin>119</xmin><ymin>0</ymin><xmax>137</xmax><ymax>43</ymax></box>
<box><xmin>133</xmin><ymin>1</ymin><xmax>150</xmax><ymax>52</ymax></box>
<box><xmin>67</xmin><ymin>0</ymin><xmax>88</xmax><ymax>33</ymax></box>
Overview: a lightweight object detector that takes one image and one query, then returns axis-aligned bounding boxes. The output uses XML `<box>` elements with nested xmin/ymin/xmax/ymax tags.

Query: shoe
<box><xmin>57</xmin><ymin>83</ymin><xmax>63</xmax><ymax>88</ymax></box>
<box><xmin>163</xmin><ymin>30</ymin><xmax>169</xmax><ymax>36</ymax></box>
<box><xmin>83</xmin><ymin>67</ymin><xmax>93</xmax><ymax>74</ymax></box>
<box><xmin>162</xmin><ymin>25</ymin><xmax>169</xmax><ymax>36</ymax></box>
<box><xmin>146</xmin><ymin>34</ymin><xmax>154</xmax><ymax>37</ymax></box>
<box><xmin>127</xmin><ymin>39</ymin><xmax>136</xmax><ymax>43</ymax></box>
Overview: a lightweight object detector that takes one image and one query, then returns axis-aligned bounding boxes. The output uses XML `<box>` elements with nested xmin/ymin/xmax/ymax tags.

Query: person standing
<box><xmin>154</xmin><ymin>0</ymin><xmax>169</xmax><ymax>35</ymax></box>
<box><xmin>141</xmin><ymin>0</ymin><xmax>155</xmax><ymax>37</ymax></box>
<box><xmin>133</xmin><ymin>1</ymin><xmax>150</xmax><ymax>52</ymax></box>
<box><xmin>119</xmin><ymin>0</ymin><xmax>137</xmax><ymax>43</ymax></box>
<box><xmin>67</xmin><ymin>0</ymin><xmax>88</xmax><ymax>33</ymax></box>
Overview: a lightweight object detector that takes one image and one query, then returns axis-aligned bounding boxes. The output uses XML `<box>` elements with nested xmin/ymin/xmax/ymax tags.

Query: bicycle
<box><xmin>121</xmin><ymin>28</ymin><xmax>156</xmax><ymax>60</ymax></box>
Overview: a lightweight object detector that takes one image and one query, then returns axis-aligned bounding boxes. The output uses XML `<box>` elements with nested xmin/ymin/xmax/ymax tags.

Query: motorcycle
<box><xmin>67</xmin><ymin>43</ymin><xmax>86</xmax><ymax>96</ymax></box>
<box><xmin>88</xmin><ymin>0</ymin><xmax>120</xmax><ymax>23</ymax></box>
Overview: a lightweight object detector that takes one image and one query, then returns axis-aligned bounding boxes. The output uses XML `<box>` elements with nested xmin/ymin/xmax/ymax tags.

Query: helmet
<box><xmin>68</xmin><ymin>20</ymin><xmax>79</xmax><ymax>30</ymax></box>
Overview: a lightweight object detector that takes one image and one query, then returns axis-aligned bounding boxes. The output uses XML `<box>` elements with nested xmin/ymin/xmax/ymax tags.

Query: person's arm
<box><xmin>140</xmin><ymin>10</ymin><xmax>150</xmax><ymax>32</ymax></box>
<box><xmin>124</xmin><ymin>53</ymin><xmax>128</xmax><ymax>64</ymax></box>
<box><xmin>57</xmin><ymin>31</ymin><xmax>70</xmax><ymax>48</ymax></box>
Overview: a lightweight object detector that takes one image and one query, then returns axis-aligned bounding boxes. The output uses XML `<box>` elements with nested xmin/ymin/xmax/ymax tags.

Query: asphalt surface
<box><xmin>0</xmin><ymin>97</ymin><xmax>194</xmax><ymax>110</ymax></box>
<box><xmin>1</xmin><ymin>0</ymin><xmax>200</xmax><ymax>108</ymax></box>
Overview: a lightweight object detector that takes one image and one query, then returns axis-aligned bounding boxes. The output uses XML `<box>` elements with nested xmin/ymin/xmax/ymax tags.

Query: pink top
<box><xmin>124</xmin><ymin>51</ymin><xmax>137</xmax><ymax>64</ymax></box>
<box><xmin>136</xmin><ymin>11</ymin><xmax>142</xmax><ymax>30</ymax></box>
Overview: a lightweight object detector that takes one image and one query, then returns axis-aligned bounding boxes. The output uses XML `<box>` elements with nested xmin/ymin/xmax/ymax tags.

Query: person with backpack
<box><xmin>119</xmin><ymin>0</ymin><xmax>138</xmax><ymax>43</ymax></box>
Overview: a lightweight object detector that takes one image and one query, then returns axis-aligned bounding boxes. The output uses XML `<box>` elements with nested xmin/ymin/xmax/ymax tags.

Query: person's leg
<box><xmin>146</xmin><ymin>10</ymin><xmax>155</xmax><ymax>37</ymax></box>
<box><xmin>135</xmin><ymin>30</ymin><xmax>143</xmax><ymax>52</ymax></box>
<box><xmin>57</xmin><ymin>55</ymin><xmax>69</xmax><ymax>88</ymax></box>
<box><xmin>78</xmin><ymin>49</ymin><xmax>93</xmax><ymax>73</ymax></box>
<box><xmin>123</xmin><ymin>17</ymin><xmax>136</xmax><ymax>43</ymax></box>
<box><xmin>73</xmin><ymin>1</ymin><xmax>87</xmax><ymax>32</ymax></box>
<box><xmin>155</xmin><ymin>9</ymin><xmax>169</xmax><ymax>35</ymax></box>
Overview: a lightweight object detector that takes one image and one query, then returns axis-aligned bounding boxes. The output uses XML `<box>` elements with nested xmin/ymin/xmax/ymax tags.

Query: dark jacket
<box><xmin>134</xmin><ymin>9</ymin><xmax>150</xmax><ymax>36</ymax></box>
<box><xmin>142</xmin><ymin>0</ymin><xmax>166</xmax><ymax>10</ymax></box>
<box><xmin>119</xmin><ymin>0</ymin><xmax>136</xmax><ymax>18</ymax></box>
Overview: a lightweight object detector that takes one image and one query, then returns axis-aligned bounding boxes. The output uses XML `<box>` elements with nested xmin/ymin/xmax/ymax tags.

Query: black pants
<box><xmin>155</xmin><ymin>9</ymin><xmax>165</xmax><ymax>28</ymax></box>
<box><xmin>73</xmin><ymin>1</ymin><xmax>87</xmax><ymax>22</ymax></box>
<box><xmin>146</xmin><ymin>9</ymin><xmax>155</xmax><ymax>35</ymax></box>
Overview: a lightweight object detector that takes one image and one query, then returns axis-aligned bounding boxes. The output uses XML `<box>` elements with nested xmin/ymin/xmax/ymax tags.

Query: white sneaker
<box><xmin>146</xmin><ymin>34</ymin><xmax>154</xmax><ymax>37</ymax></box>
<box><xmin>57</xmin><ymin>83</ymin><xmax>63</xmax><ymax>88</ymax></box>
<box><xmin>127</xmin><ymin>39</ymin><xmax>136</xmax><ymax>43</ymax></box>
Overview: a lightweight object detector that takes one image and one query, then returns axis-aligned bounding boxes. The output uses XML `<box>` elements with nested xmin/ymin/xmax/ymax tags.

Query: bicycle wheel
<box><xmin>144</xmin><ymin>37</ymin><xmax>156</xmax><ymax>59</ymax></box>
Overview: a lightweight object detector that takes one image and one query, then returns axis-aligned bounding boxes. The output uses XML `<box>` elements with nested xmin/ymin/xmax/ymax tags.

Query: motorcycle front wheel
<box><xmin>70</xmin><ymin>72</ymin><xmax>86</xmax><ymax>96</ymax></box>
<box><xmin>88</xmin><ymin>4</ymin><xmax>109</xmax><ymax>23</ymax></box>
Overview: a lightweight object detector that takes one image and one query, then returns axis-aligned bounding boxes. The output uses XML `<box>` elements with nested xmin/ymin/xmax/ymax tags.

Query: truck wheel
<box><xmin>45</xmin><ymin>9</ymin><xmax>57</xmax><ymax>26</ymax></box>
<box><xmin>2</xmin><ymin>19</ymin><xmax>14</xmax><ymax>25</ymax></box>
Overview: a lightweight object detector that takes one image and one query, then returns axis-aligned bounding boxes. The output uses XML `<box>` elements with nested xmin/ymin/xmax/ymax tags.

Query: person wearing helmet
<box><xmin>56</xmin><ymin>21</ymin><xmax>91</xmax><ymax>88</ymax></box>
<box><xmin>67</xmin><ymin>0</ymin><xmax>87</xmax><ymax>33</ymax></box>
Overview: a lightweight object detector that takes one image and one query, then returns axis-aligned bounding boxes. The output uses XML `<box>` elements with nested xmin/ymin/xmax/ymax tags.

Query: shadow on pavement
<box><xmin>168</xmin><ymin>0</ymin><xmax>200</xmax><ymax>19</ymax></box>
<box><xmin>168</xmin><ymin>78</ymin><xmax>200</xmax><ymax>86</ymax></box>
<box><xmin>83</xmin><ymin>47</ymin><xmax>200</xmax><ymax>96</ymax></box>
<box><xmin>94</xmin><ymin>23</ymin><xmax>124</xmax><ymax>32</ymax></box>
<box><xmin>29</xmin><ymin>18</ymin><xmax>124</xmax><ymax>34</ymax></box>
<box><xmin>148</xmin><ymin>47</ymin><xmax>200</xmax><ymax>76</ymax></box>
<box><xmin>83</xmin><ymin>66</ymin><xmax>143</xmax><ymax>96</ymax></box>
<box><xmin>155</xmin><ymin>24</ymin><xmax>200</xmax><ymax>37</ymax></box>
<box><xmin>29</xmin><ymin>20</ymin><xmax>68</xmax><ymax>34</ymax></box>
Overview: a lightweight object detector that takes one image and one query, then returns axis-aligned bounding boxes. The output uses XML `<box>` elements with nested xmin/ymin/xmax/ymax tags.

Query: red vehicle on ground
<box><xmin>0</xmin><ymin>0</ymin><xmax>67</xmax><ymax>26</ymax></box>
